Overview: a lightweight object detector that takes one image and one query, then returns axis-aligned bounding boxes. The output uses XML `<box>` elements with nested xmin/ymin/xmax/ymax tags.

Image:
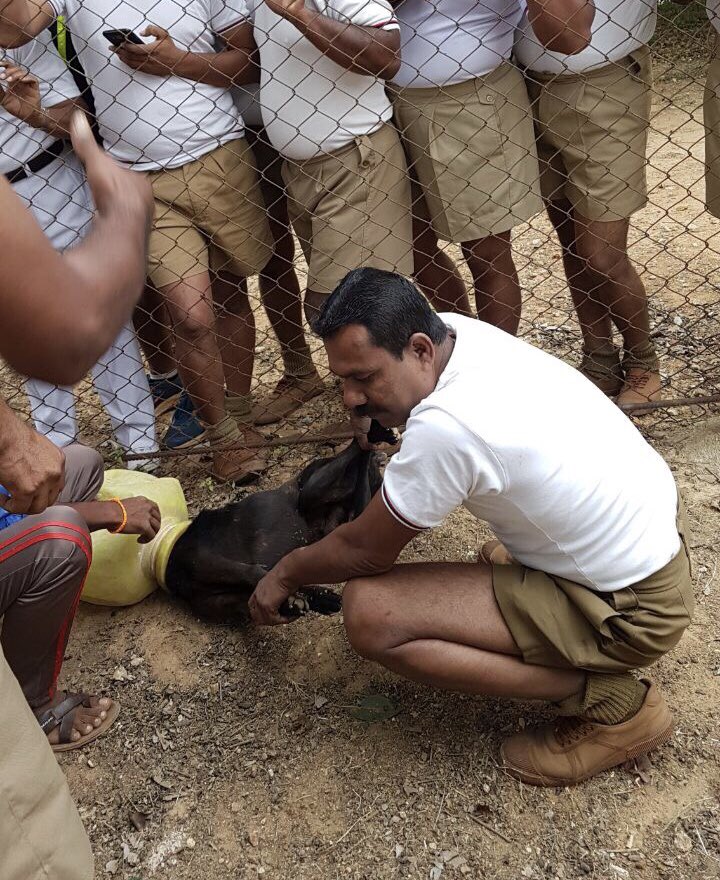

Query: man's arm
<box><xmin>526</xmin><ymin>0</ymin><xmax>595</xmax><ymax>54</ymax></box>
<box><xmin>0</xmin><ymin>0</ymin><xmax>54</xmax><ymax>47</ymax></box>
<box><xmin>69</xmin><ymin>496</ymin><xmax>161</xmax><ymax>543</ymax></box>
<box><xmin>261</xmin><ymin>0</ymin><xmax>400</xmax><ymax>79</ymax></box>
<box><xmin>0</xmin><ymin>59</ymin><xmax>87</xmax><ymax>137</ymax></box>
<box><xmin>0</xmin><ymin>112</ymin><xmax>153</xmax><ymax>386</ymax></box>
<box><xmin>112</xmin><ymin>24</ymin><xmax>258</xmax><ymax>87</ymax></box>
<box><xmin>249</xmin><ymin>491</ymin><xmax>418</xmax><ymax>625</ymax></box>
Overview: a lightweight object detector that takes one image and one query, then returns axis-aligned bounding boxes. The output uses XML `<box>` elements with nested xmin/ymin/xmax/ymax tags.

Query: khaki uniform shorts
<box><xmin>0</xmin><ymin>649</ymin><xmax>93</xmax><ymax>880</ymax></box>
<box><xmin>147</xmin><ymin>139</ymin><xmax>272</xmax><ymax>289</ymax></box>
<box><xmin>390</xmin><ymin>61</ymin><xmax>543</xmax><ymax>243</ymax></box>
<box><xmin>493</xmin><ymin>500</ymin><xmax>694</xmax><ymax>673</ymax></box>
<box><xmin>704</xmin><ymin>39</ymin><xmax>720</xmax><ymax>218</ymax></box>
<box><xmin>525</xmin><ymin>46</ymin><xmax>652</xmax><ymax>222</ymax></box>
<box><xmin>281</xmin><ymin>123</ymin><xmax>412</xmax><ymax>295</ymax></box>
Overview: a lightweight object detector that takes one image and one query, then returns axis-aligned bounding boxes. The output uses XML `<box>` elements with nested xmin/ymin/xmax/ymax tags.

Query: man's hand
<box><xmin>0</xmin><ymin>60</ymin><xmax>40</xmax><ymax>122</ymax></box>
<box><xmin>111</xmin><ymin>26</ymin><xmax>186</xmax><ymax>76</ymax></box>
<box><xmin>69</xmin><ymin>111</ymin><xmax>152</xmax><ymax>228</ymax></box>
<box><xmin>249</xmin><ymin>569</ymin><xmax>293</xmax><ymax>626</ymax></box>
<box><xmin>263</xmin><ymin>0</ymin><xmax>311</xmax><ymax>27</ymax></box>
<box><xmin>0</xmin><ymin>416</ymin><xmax>65</xmax><ymax>514</ymax></box>
<box><xmin>119</xmin><ymin>496</ymin><xmax>161</xmax><ymax>543</ymax></box>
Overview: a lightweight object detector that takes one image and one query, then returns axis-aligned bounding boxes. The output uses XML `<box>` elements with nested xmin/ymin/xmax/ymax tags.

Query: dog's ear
<box><xmin>297</xmin><ymin>442</ymin><xmax>365</xmax><ymax>515</ymax></box>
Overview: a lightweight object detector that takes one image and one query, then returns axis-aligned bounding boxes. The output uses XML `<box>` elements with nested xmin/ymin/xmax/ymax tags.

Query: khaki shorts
<box><xmin>704</xmin><ymin>40</ymin><xmax>720</xmax><ymax>217</ymax></box>
<box><xmin>493</xmin><ymin>500</ymin><xmax>694</xmax><ymax>673</ymax></box>
<box><xmin>281</xmin><ymin>123</ymin><xmax>413</xmax><ymax>295</ymax></box>
<box><xmin>391</xmin><ymin>62</ymin><xmax>543</xmax><ymax>243</ymax></box>
<box><xmin>147</xmin><ymin>139</ymin><xmax>272</xmax><ymax>289</ymax></box>
<box><xmin>0</xmin><ymin>650</ymin><xmax>93</xmax><ymax>880</ymax></box>
<box><xmin>525</xmin><ymin>46</ymin><xmax>652</xmax><ymax>222</ymax></box>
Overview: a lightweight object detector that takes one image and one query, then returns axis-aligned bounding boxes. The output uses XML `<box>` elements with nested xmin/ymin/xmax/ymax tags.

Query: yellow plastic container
<box><xmin>81</xmin><ymin>469</ymin><xmax>190</xmax><ymax>607</ymax></box>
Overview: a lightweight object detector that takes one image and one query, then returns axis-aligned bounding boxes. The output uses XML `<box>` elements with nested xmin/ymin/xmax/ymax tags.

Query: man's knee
<box><xmin>63</xmin><ymin>444</ymin><xmax>104</xmax><ymax>500</ymax></box>
<box><xmin>462</xmin><ymin>234</ymin><xmax>513</xmax><ymax>274</ymax></box>
<box><xmin>343</xmin><ymin>578</ymin><xmax>393</xmax><ymax>661</ymax></box>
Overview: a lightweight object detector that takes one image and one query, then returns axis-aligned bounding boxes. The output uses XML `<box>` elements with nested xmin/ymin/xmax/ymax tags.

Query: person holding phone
<box><xmin>0</xmin><ymin>0</ymin><xmax>275</xmax><ymax>484</ymax></box>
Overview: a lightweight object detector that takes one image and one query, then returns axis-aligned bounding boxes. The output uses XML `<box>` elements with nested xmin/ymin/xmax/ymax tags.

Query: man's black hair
<box><xmin>313</xmin><ymin>268</ymin><xmax>448</xmax><ymax>359</ymax></box>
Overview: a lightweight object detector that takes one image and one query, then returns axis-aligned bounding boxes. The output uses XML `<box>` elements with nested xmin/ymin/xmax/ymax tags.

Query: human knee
<box><xmin>343</xmin><ymin>578</ymin><xmax>392</xmax><ymax>660</ymax></box>
<box><xmin>575</xmin><ymin>239</ymin><xmax>630</xmax><ymax>281</ymax></box>
<box><xmin>166</xmin><ymin>292</ymin><xmax>214</xmax><ymax>344</ymax></box>
<box><xmin>463</xmin><ymin>235</ymin><xmax>513</xmax><ymax>275</ymax></box>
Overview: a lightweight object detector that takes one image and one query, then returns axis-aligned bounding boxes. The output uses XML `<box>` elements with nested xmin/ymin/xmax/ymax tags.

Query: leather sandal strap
<box><xmin>36</xmin><ymin>692</ymin><xmax>88</xmax><ymax>734</ymax></box>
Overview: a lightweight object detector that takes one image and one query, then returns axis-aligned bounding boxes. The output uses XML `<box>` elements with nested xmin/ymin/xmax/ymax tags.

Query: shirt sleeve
<box><xmin>381</xmin><ymin>408</ymin><xmax>506</xmax><ymax>531</ymax></box>
<box><xmin>207</xmin><ymin>0</ymin><xmax>250</xmax><ymax>34</ymax></box>
<box><xmin>316</xmin><ymin>0</ymin><xmax>398</xmax><ymax>30</ymax></box>
<box><xmin>44</xmin><ymin>0</ymin><xmax>63</xmax><ymax>18</ymax></box>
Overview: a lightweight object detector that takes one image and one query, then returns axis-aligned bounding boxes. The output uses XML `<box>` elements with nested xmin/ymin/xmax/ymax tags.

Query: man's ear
<box><xmin>409</xmin><ymin>332</ymin><xmax>434</xmax><ymax>365</ymax></box>
<box><xmin>297</xmin><ymin>442</ymin><xmax>364</xmax><ymax>515</ymax></box>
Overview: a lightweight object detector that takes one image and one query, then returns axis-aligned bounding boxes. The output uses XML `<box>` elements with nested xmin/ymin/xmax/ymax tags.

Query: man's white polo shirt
<box><xmin>515</xmin><ymin>0</ymin><xmax>657</xmax><ymax>74</ymax></box>
<box><xmin>390</xmin><ymin>0</ymin><xmax>523</xmax><ymax>89</ymax></box>
<box><xmin>252</xmin><ymin>0</ymin><xmax>399</xmax><ymax>160</ymax></box>
<box><xmin>46</xmin><ymin>0</ymin><xmax>248</xmax><ymax>170</ymax></box>
<box><xmin>382</xmin><ymin>315</ymin><xmax>680</xmax><ymax>592</ymax></box>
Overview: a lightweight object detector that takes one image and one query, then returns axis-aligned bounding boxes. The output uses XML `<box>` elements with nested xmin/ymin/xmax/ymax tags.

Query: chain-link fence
<box><xmin>0</xmin><ymin>0</ymin><xmax>718</xmax><ymax>485</ymax></box>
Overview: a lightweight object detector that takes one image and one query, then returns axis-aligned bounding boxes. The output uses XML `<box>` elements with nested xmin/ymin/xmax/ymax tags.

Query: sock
<box><xmin>580</xmin><ymin>347</ymin><xmax>622</xmax><ymax>379</ymax></box>
<box><xmin>579</xmin><ymin>673</ymin><xmax>647</xmax><ymax>725</ymax></box>
<box><xmin>281</xmin><ymin>346</ymin><xmax>316</xmax><ymax>379</ymax></box>
<box><xmin>148</xmin><ymin>368</ymin><xmax>178</xmax><ymax>382</ymax></box>
<box><xmin>225</xmin><ymin>393</ymin><xmax>253</xmax><ymax>423</ymax></box>
<box><xmin>206</xmin><ymin>415</ymin><xmax>241</xmax><ymax>448</ymax></box>
<box><xmin>622</xmin><ymin>341</ymin><xmax>659</xmax><ymax>373</ymax></box>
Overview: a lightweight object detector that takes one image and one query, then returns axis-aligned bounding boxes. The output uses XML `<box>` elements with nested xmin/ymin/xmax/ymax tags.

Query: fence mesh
<box><xmin>0</xmin><ymin>0</ymin><xmax>718</xmax><ymax>486</ymax></box>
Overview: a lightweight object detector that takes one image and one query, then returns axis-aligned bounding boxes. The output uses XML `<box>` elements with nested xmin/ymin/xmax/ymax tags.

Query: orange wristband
<box><xmin>108</xmin><ymin>498</ymin><xmax>128</xmax><ymax>534</ymax></box>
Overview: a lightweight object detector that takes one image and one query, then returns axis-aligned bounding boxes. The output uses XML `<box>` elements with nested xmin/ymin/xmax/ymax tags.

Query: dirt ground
<box><xmin>2</xmin><ymin>15</ymin><xmax>720</xmax><ymax>880</ymax></box>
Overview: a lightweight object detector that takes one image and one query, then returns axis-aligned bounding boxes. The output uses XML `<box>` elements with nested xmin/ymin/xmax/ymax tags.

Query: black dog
<box><xmin>164</xmin><ymin>434</ymin><xmax>389</xmax><ymax>622</ymax></box>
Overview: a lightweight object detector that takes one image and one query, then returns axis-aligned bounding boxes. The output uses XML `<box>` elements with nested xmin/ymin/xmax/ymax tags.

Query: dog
<box><xmin>164</xmin><ymin>435</ymin><xmax>389</xmax><ymax>622</ymax></box>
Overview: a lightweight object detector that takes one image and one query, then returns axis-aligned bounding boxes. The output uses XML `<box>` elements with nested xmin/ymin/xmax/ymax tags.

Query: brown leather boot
<box><xmin>579</xmin><ymin>347</ymin><xmax>624</xmax><ymax>397</ymax></box>
<box><xmin>500</xmin><ymin>680</ymin><xmax>673</xmax><ymax>786</ymax></box>
<box><xmin>616</xmin><ymin>343</ymin><xmax>663</xmax><ymax>406</ymax></box>
<box><xmin>252</xmin><ymin>373</ymin><xmax>325</xmax><ymax>426</ymax></box>
<box><xmin>206</xmin><ymin>417</ymin><xmax>267</xmax><ymax>485</ymax></box>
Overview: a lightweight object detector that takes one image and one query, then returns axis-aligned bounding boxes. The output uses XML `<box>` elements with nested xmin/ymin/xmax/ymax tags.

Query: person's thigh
<box><xmin>147</xmin><ymin>167</ymin><xmax>209</xmax><ymax>290</ymax></box>
<box><xmin>196</xmin><ymin>140</ymin><xmax>273</xmax><ymax>279</ymax></box>
<box><xmin>557</xmin><ymin>49</ymin><xmax>652</xmax><ymax>222</ymax></box>
<box><xmin>57</xmin><ymin>443</ymin><xmax>104</xmax><ymax>504</ymax></box>
<box><xmin>0</xmin><ymin>649</ymin><xmax>94</xmax><ymax>880</ymax></box>
<box><xmin>525</xmin><ymin>75</ymin><xmax>571</xmax><ymax>206</ymax></box>
<box><xmin>343</xmin><ymin>562</ymin><xmax>521</xmax><ymax>656</ymax></box>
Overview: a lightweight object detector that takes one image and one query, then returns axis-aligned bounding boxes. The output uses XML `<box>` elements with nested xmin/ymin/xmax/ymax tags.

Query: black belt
<box><xmin>5</xmin><ymin>139</ymin><xmax>66</xmax><ymax>184</ymax></box>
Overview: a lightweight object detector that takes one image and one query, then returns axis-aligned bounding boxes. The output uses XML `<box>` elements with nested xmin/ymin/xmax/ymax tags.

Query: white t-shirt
<box><xmin>47</xmin><ymin>0</ymin><xmax>247</xmax><ymax>170</ymax></box>
<box><xmin>382</xmin><ymin>315</ymin><xmax>680</xmax><ymax>592</ymax></box>
<box><xmin>391</xmin><ymin>0</ymin><xmax>522</xmax><ymax>89</ymax></box>
<box><xmin>252</xmin><ymin>0</ymin><xmax>398</xmax><ymax>160</ymax></box>
<box><xmin>0</xmin><ymin>30</ymin><xmax>92</xmax><ymax>250</ymax></box>
<box><xmin>514</xmin><ymin>0</ymin><xmax>657</xmax><ymax>74</ymax></box>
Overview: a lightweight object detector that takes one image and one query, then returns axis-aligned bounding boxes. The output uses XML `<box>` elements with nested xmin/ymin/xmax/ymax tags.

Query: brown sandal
<box><xmin>35</xmin><ymin>692</ymin><xmax>120</xmax><ymax>753</ymax></box>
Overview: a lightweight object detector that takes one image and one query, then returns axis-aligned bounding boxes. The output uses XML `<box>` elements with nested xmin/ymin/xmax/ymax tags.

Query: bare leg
<box><xmin>133</xmin><ymin>284</ymin><xmax>176</xmax><ymax>376</ymax></box>
<box><xmin>160</xmin><ymin>272</ymin><xmax>225</xmax><ymax>425</ymax></box>
<box><xmin>412</xmin><ymin>213</ymin><xmax>471</xmax><ymax>315</ymax></box>
<box><xmin>212</xmin><ymin>272</ymin><xmax>255</xmax><ymax>399</ymax></box>
<box><xmin>545</xmin><ymin>199</ymin><xmax>613</xmax><ymax>353</ymax></box>
<box><xmin>343</xmin><ymin>563</ymin><xmax>584</xmax><ymax>701</ymax></box>
<box><xmin>461</xmin><ymin>232</ymin><xmax>522</xmax><ymax>335</ymax></box>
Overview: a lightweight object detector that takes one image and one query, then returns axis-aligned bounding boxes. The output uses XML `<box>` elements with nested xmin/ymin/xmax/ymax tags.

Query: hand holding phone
<box><xmin>103</xmin><ymin>28</ymin><xmax>144</xmax><ymax>48</ymax></box>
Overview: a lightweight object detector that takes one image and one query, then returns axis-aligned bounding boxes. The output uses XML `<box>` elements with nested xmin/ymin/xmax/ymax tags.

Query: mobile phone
<box><xmin>103</xmin><ymin>28</ymin><xmax>144</xmax><ymax>47</ymax></box>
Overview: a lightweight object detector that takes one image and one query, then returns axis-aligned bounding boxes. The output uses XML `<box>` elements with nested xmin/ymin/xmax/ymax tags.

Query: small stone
<box><xmin>186</xmin><ymin>837</ymin><xmax>196</xmax><ymax>850</ymax></box>
<box><xmin>105</xmin><ymin>859</ymin><xmax>119</xmax><ymax>875</ymax></box>
<box><xmin>248</xmin><ymin>830</ymin><xmax>260</xmax><ymax>847</ymax></box>
<box><xmin>674</xmin><ymin>828</ymin><xmax>693</xmax><ymax>853</ymax></box>
<box><xmin>231</xmin><ymin>801</ymin><xmax>242</xmax><ymax>812</ymax></box>
<box><xmin>112</xmin><ymin>665</ymin><xmax>130</xmax><ymax>682</ymax></box>
<box><xmin>130</xmin><ymin>656</ymin><xmax>144</xmax><ymax>667</ymax></box>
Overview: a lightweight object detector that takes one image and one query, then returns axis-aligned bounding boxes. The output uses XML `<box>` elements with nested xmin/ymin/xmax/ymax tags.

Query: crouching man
<box><xmin>249</xmin><ymin>268</ymin><xmax>693</xmax><ymax>787</ymax></box>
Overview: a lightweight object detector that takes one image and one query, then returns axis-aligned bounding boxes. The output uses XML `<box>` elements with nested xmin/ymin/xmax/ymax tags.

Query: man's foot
<box><xmin>616</xmin><ymin>369</ymin><xmax>663</xmax><ymax>407</ymax></box>
<box><xmin>163</xmin><ymin>391</ymin><xmax>207</xmax><ymax>449</ymax></box>
<box><xmin>211</xmin><ymin>426</ymin><xmax>268</xmax><ymax>485</ymax></box>
<box><xmin>500</xmin><ymin>680</ymin><xmax>673</xmax><ymax>786</ymax></box>
<box><xmin>252</xmin><ymin>373</ymin><xmax>325</xmax><ymax>426</ymax></box>
<box><xmin>579</xmin><ymin>348</ymin><xmax>624</xmax><ymax>397</ymax></box>
<box><xmin>148</xmin><ymin>372</ymin><xmax>184</xmax><ymax>417</ymax></box>
<box><xmin>34</xmin><ymin>691</ymin><xmax>120</xmax><ymax>753</ymax></box>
